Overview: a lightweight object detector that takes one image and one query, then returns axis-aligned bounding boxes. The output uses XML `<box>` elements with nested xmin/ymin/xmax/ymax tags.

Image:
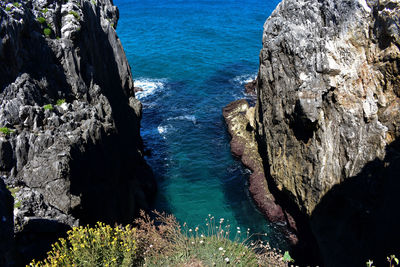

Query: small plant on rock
<box><xmin>37</xmin><ymin>17</ymin><xmax>46</xmax><ymax>24</ymax></box>
<box><xmin>68</xmin><ymin>10</ymin><xmax>80</xmax><ymax>20</ymax></box>
<box><xmin>13</xmin><ymin>2</ymin><xmax>21</xmax><ymax>8</ymax></box>
<box><xmin>56</xmin><ymin>99</ymin><xmax>66</xmax><ymax>106</ymax></box>
<box><xmin>0</xmin><ymin>127</ymin><xmax>13</xmax><ymax>136</ymax></box>
<box><xmin>5</xmin><ymin>6</ymin><xmax>11</xmax><ymax>11</ymax></box>
<box><xmin>43</xmin><ymin>28</ymin><xmax>52</xmax><ymax>37</ymax></box>
<box><xmin>43</xmin><ymin>104</ymin><xmax>53</xmax><ymax>110</ymax></box>
<box><xmin>6</xmin><ymin>186</ymin><xmax>21</xmax><ymax>209</ymax></box>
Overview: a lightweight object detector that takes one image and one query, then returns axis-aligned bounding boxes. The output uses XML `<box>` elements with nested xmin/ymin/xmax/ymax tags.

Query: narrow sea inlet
<box><xmin>114</xmin><ymin>0</ymin><xmax>285</xmax><ymax>248</ymax></box>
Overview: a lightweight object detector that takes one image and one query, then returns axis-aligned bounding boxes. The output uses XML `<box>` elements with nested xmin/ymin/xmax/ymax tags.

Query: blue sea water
<box><xmin>113</xmin><ymin>0</ymin><xmax>285</xmax><ymax>247</ymax></box>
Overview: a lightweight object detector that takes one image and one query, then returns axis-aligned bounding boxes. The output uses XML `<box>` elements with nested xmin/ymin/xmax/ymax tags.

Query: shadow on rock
<box><xmin>311</xmin><ymin>138</ymin><xmax>400</xmax><ymax>267</ymax></box>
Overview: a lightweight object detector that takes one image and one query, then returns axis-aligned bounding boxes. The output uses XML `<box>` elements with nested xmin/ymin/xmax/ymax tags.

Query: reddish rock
<box><xmin>223</xmin><ymin>99</ymin><xmax>298</xmax><ymax>244</ymax></box>
<box><xmin>244</xmin><ymin>80</ymin><xmax>257</xmax><ymax>95</ymax></box>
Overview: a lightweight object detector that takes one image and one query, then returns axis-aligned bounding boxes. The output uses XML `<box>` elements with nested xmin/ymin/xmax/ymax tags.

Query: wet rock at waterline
<box><xmin>254</xmin><ymin>0</ymin><xmax>400</xmax><ymax>265</ymax></box>
<box><xmin>0</xmin><ymin>0</ymin><xmax>155</xmax><ymax>264</ymax></box>
<box><xmin>244</xmin><ymin>80</ymin><xmax>257</xmax><ymax>95</ymax></box>
<box><xmin>223</xmin><ymin>99</ymin><xmax>298</xmax><ymax>244</ymax></box>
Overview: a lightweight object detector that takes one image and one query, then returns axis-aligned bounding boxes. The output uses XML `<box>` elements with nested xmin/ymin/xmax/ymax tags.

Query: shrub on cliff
<box><xmin>134</xmin><ymin>211</ymin><xmax>287</xmax><ymax>266</ymax></box>
<box><xmin>30</xmin><ymin>222</ymin><xmax>138</xmax><ymax>267</ymax></box>
<box><xmin>30</xmin><ymin>212</ymin><xmax>288</xmax><ymax>266</ymax></box>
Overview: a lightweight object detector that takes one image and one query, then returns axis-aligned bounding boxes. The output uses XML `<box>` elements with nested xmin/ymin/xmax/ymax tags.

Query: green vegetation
<box><xmin>56</xmin><ymin>99</ymin><xmax>66</xmax><ymax>106</ymax></box>
<box><xmin>6</xmin><ymin>186</ymin><xmax>21</xmax><ymax>209</ymax></box>
<box><xmin>69</xmin><ymin>11</ymin><xmax>80</xmax><ymax>20</ymax></box>
<box><xmin>43</xmin><ymin>104</ymin><xmax>53</xmax><ymax>110</ymax></box>
<box><xmin>43</xmin><ymin>28</ymin><xmax>52</xmax><ymax>37</ymax></box>
<box><xmin>5</xmin><ymin>6</ymin><xmax>11</xmax><ymax>11</ymax></box>
<box><xmin>31</xmin><ymin>212</ymin><xmax>288</xmax><ymax>267</ymax></box>
<box><xmin>13</xmin><ymin>2</ymin><xmax>21</xmax><ymax>7</ymax></box>
<box><xmin>37</xmin><ymin>17</ymin><xmax>46</xmax><ymax>24</ymax></box>
<box><xmin>0</xmin><ymin>127</ymin><xmax>13</xmax><ymax>136</ymax></box>
<box><xmin>30</xmin><ymin>222</ymin><xmax>138</xmax><ymax>267</ymax></box>
<box><xmin>42</xmin><ymin>8</ymin><xmax>48</xmax><ymax>13</ymax></box>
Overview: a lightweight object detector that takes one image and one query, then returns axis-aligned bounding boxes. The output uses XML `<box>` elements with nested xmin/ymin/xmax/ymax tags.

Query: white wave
<box><xmin>232</xmin><ymin>73</ymin><xmax>257</xmax><ymax>85</ymax></box>
<box><xmin>157</xmin><ymin>124</ymin><xmax>174</xmax><ymax>139</ymax></box>
<box><xmin>167</xmin><ymin>115</ymin><xmax>197</xmax><ymax>125</ymax></box>
<box><xmin>134</xmin><ymin>78</ymin><xmax>167</xmax><ymax>100</ymax></box>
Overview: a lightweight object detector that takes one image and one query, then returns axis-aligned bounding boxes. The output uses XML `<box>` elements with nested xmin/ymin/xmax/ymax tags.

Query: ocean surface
<box><xmin>113</xmin><ymin>0</ymin><xmax>285</xmax><ymax>247</ymax></box>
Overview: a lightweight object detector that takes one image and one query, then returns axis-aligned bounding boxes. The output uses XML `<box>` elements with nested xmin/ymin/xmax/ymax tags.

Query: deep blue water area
<box><xmin>114</xmin><ymin>0</ymin><xmax>285</xmax><ymax>248</ymax></box>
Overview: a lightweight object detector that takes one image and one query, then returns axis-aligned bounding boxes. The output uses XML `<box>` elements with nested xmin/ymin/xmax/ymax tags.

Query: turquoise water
<box><xmin>114</xmin><ymin>0</ymin><xmax>285</xmax><ymax>247</ymax></box>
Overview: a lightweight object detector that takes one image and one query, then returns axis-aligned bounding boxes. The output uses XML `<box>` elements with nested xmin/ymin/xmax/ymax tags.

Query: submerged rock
<box><xmin>0</xmin><ymin>0</ymin><xmax>155</xmax><ymax>264</ymax></box>
<box><xmin>254</xmin><ymin>0</ymin><xmax>400</xmax><ymax>265</ymax></box>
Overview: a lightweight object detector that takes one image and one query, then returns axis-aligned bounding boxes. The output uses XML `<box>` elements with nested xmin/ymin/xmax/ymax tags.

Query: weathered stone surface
<box><xmin>0</xmin><ymin>0</ymin><xmax>155</xmax><ymax>264</ymax></box>
<box><xmin>0</xmin><ymin>178</ymin><xmax>13</xmax><ymax>267</ymax></box>
<box><xmin>223</xmin><ymin>99</ymin><xmax>298</xmax><ymax>244</ymax></box>
<box><xmin>244</xmin><ymin>80</ymin><xmax>257</xmax><ymax>95</ymax></box>
<box><xmin>255</xmin><ymin>0</ymin><xmax>400</xmax><ymax>265</ymax></box>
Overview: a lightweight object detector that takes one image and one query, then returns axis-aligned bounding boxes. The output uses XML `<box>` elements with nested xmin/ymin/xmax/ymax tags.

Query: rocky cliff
<box><xmin>0</xmin><ymin>0</ymin><xmax>155</xmax><ymax>264</ymax></box>
<box><xmin>0</xmin><ymin>179</ymin><xmax>13</xmax><ymax>266</ymax></box>
<box><xmin>254</xmin><ymin>0</ymin><xmax>400</xmax><ymax>265</ymax></box>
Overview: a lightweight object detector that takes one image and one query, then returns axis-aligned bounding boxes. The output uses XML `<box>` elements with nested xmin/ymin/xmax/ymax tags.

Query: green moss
<box><xmin>13</xmin><ymin>2</ymin><xmax>21</xmax><ymax>7</ymax></box>
<box><xmin>43</xmin><ymin>28</ymin><xmax>51</xmax><ymax>37</ymax></box>
<box><xmin>5</xmin><ymin>6</ymin><xmax>12</xmax><ymax>11</ymax></box>
<box><xmin>37</xmin><ymin>17</ymin><xmax>46</xmax><ymax>24</ymax></box>
<box><xmin>43</xmin><ymin>104</ymin><xmax>53</xmax><ymax>110</ymax></box>
<box><xmin>6</xmin><ymin>186</ymin><xmax>21</xmax><ymax>209</ymax></box>
<box><xmin>42</xmin><ymin>7</ymin><xmax>48</xmax><ymax>13</ymax></box>
<box><xmin>0</xmin><ymin>127</ymin><xmax>13</xmax><ymax>135</ymax></box>
<box><xmin>56</xmin><ymin>99</ymin><xmax>66</xmax><ymax>106</ymax></box>
<box><xmin>68</xmin><ymin>11</ymin><xmax>80</xmax><ymax>20</ymax></box>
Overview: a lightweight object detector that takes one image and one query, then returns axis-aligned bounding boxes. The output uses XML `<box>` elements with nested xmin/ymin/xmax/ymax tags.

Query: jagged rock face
<box><xmin>0</xmin><ymin>0</ymin><xmax>155</xmax><ymax>263</ymax></box>
<box><xmin>256</xmin><ymin>0</ymin><xmax>400</xmax><ymax>265</ymax></box>
<box><xmin>256</xmin><ymin>0</ymin><xmax>400</xmax><ymax>216</ymax></box>
<box><xmin>0</xmin><ymin>179</ymin><xmax>13</xmax><ymax>266</ymax></box>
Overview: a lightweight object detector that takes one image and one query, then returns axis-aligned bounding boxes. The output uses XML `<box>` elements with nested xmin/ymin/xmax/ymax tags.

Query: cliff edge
<box><xmin>255</xmin><ymin>0</ymin><xmax>400</xmax><ymax>265</ymax></box>
<box><xmin>0</xmin><ymin>0</ymin><xmax>155</xmax><ymax>264</ymax></box>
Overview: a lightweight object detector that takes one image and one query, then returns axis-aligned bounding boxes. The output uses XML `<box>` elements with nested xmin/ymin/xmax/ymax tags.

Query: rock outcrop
<box><xmin>0</xmin><ymin>0</ymin><xmax>155</xmax><ymax>264</ymax></box>
<box><xmin>254</xmin><ymin>0</ymin><xmax>400</xmax><ymax>265</ymax></box>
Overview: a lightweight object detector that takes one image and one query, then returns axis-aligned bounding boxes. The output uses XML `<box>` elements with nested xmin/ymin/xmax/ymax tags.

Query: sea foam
<box><xmin>232</xmin><ymin>73</ymin><xmax>257</xmax><ymax>85</ymax></box>
<box><xmin>134</xmin><ymin>78</ymin><xmax>167</xmax><ymax>100</ymax></box>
